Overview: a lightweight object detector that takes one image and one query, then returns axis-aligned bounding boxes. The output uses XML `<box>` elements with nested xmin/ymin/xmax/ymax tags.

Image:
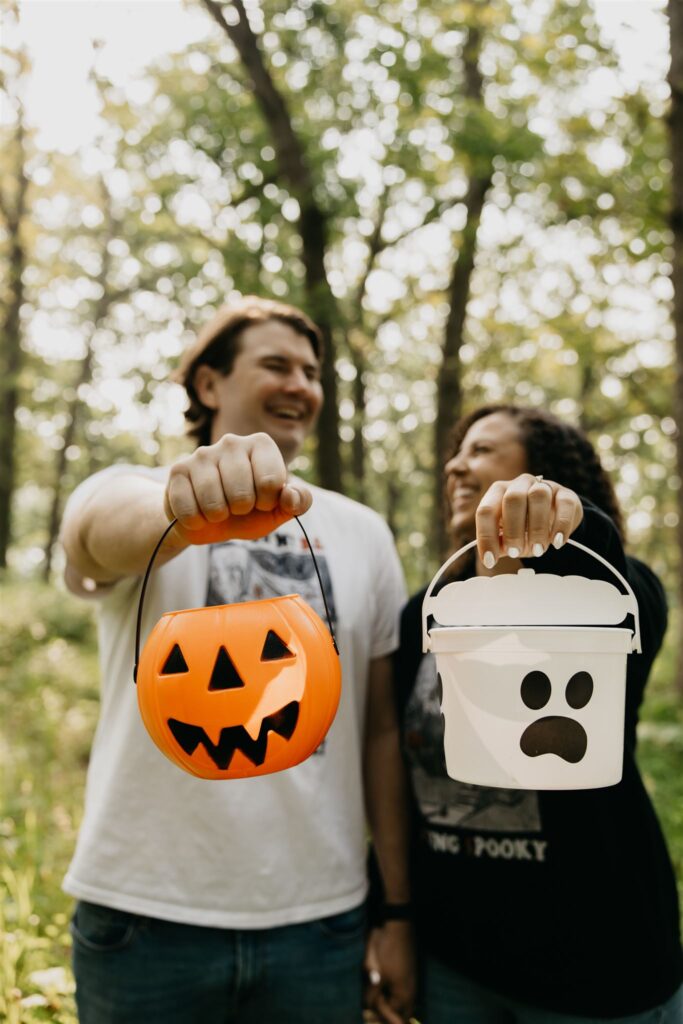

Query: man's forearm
<box><xmin>364</xmin><ymin>657</ymin><xmax>416</xmax><ymax>1022</ymax></box>
<box><xmin>365</xmin><ymin>731</ymin><xmax>411</xmax><ymax>904</ymax></box>
<box><xmin>364</xmin><ymin>656</ymin><xmax>411</xmax><ymax>905</ymax></box>
<box><xmin>61</xmin><ymin>474</ymin><xmax>186</xmax><ymax>584</ymax></box>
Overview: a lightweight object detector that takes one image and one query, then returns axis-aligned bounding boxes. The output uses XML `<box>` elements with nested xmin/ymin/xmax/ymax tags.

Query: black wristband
<box><xmin>381</xmin><ymin>902</ymin><xmax>412</xmax><ymax>923</ymax></box>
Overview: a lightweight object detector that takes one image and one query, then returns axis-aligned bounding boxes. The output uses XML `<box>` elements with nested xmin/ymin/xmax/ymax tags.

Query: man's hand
<box><xmin>164</xmin><ymin>432</ymin><xmax>312</xmax><ymax>543</ymax></box>
<box><xmin>364</xmin><ymin>923</ymin><xmax>416</xmax><ymax>1024</ymax></box>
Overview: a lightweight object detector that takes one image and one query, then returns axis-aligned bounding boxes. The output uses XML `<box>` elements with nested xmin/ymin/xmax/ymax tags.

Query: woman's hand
<box><xmin>363</xmin><ymin>924</ymin><xmax>416</xmax><ymax>1024</ymax></box>
<box><xmin>475</xmin><ymin>473</ymin><xmax>583</xmax><ymax>569</ymax></box>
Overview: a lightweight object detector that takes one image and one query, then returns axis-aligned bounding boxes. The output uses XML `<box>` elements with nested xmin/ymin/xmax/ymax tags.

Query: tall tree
<box><xmin>668</xmin><ymin>0</ymin><xmax>683</xmax><ymax>693</ymax></box>
<box><xmin>4</xmin><ymin>0</ymin><xmax>673</xmax><ymax>598</ymax></box>
<box><xmin>200</xmin><ymin>0</ymin><xmax>342</xmax><ymax>491</ymax></box>
<box><xmin>0</xmin><ymin>46</ymin><xmax>30</xmax><ymax>568</ymax></box>
<box><xmin>433</xmin><ymin>19</ymin><xmax>492</xmax><ymax>557</ymax></box>
<box><xmin>42</xmin><ymin>179</ymin><xmax>118</xmax><ymax>579</ymax></box>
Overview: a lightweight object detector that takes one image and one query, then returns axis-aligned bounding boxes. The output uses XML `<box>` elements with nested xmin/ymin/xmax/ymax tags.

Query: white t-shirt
<box><xmin>62</xmin><ymin>466</ymin><xmax>406</xmax><ymax>928</ymax></box>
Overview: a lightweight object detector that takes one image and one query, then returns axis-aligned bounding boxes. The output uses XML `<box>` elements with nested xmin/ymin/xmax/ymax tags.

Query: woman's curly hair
<box><xmin>445</xmin><ymin>403</ymin><xmax>624</xmax><ymax>541</ymax></box>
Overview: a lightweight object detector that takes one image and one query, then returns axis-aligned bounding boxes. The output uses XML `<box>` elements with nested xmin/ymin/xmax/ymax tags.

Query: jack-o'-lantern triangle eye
<box><xmin>161</xmin><ymin>644</ymin><xmax>189</xmax><ymax>675</ymax></box>
<box><xmin>261</xmin><ymin>630</ymin><xmax>294</xmax><ymax>662</ymax></box>
<box><xmin>209</xmin><ymin>646</ymin><xmax>245</xmax><ymax>691</ymax></box>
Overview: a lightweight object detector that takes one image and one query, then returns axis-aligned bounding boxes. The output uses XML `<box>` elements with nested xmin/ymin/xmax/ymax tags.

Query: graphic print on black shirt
<box><xmin>405</xmin><ymin>652</ymin><xmax>542</xmax><ymax>840</ymax></box>
<box><xmin>207</xmin><ymin>529</ymin><xmax>337</xmax><ymax>754</ymax></box>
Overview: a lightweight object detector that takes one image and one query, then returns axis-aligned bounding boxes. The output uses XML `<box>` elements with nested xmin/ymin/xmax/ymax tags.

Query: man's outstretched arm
<box><xmin>60</xmin><ymin>432</ymin><xmax>311</xmax><ymax>587</ymax></box>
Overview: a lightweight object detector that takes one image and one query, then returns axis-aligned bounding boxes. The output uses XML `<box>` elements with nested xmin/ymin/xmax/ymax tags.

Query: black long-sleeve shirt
<box><xmin>395</xmin><ymin>503</ymin><xmax>682</xmax><ymax>1016</ymax></box>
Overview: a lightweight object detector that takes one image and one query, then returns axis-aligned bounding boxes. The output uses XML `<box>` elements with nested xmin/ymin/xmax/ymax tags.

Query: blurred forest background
<box><xmin>2</xmin><ymin>0</ymin><xmax>683</xmax><ymax>1019</ymax></box>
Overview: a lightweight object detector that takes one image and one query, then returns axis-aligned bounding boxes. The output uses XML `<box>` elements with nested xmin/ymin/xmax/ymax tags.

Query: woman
<box><xmin>395</xmin><ymin>405</ymin><xmax>683</xmax><ymax>1022</ymax></box>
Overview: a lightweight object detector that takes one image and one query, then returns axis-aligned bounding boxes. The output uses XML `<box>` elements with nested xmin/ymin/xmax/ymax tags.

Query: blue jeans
<box><xmin>71</xmin><ymin>899</ymin><xmax>366</xmax><ymax>1023</ymax></box>
<box><xmin>420</xmin><ymin>955</ymin><xmax>683</xmax><ymax>1024</ymax></box>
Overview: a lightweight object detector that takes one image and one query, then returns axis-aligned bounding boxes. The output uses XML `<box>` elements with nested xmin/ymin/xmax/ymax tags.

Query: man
<box><xmin>60</xmin><ymin>296</ymin><xmax>414</xmax><ymax>1024</ymax></box>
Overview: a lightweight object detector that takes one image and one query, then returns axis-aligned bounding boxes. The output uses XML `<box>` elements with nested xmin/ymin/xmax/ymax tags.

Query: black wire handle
<box><xmin>133</xmin><ymin>515</ymin><xmax>339</xmax><ymax>683</ymax></box>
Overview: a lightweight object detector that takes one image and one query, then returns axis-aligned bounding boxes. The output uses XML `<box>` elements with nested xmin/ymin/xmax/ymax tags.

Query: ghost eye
<box><xmin>520</xmin><ymin>670</ymin><xmax>551</xmax><ymax>710</ymax></box>
<box><xmin>261</xmin><ymin>630</ymin><xmax>294</xmax><ymax>662</ymax></box>
<box><xmin>566</xmin><ymin>671</ymin><xmax>593</xmax><ymax>709</ymax></box>
<box><xmin>161</xmin><ymin>644</ymin><xmax>189</xmax><ymax>674</ymax></box>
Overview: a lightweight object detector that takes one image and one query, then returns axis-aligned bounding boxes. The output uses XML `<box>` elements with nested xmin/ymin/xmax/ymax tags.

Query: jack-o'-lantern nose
<box><xmin>209</xmin><ymin>647</ymin><xmax>245</xmax><ymax>691</ymax></box>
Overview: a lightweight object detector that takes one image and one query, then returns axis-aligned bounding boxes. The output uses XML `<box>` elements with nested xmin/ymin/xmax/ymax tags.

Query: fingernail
<box><xmin>483</xmin><ymin>551</ymin><xmax>496</xmax><ymax>569</ymax></box>
<box><xmin>532</xmin><ymin>543</ymin><xmax>544</xmax><ymax>558</ymax></box>
<box><xmin>553</xmin><ymin>532</ymin><xmax>564</xmax><ymax>549</ymax></box>
<box><xmin>507</xmin><ymin>546</ymin><xmax>520</xmax><ymax>559</ymax></box>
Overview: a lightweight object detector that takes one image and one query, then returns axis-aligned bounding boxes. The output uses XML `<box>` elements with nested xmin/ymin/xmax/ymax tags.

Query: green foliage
<box><xmin>2</xmin><ymin>0</ymin><xmax>680</xmax><ymax>655</ymax></box>
<box><xmin>637</xmin><ymin>616</ymin><xmax>683</xmax><ymax>902</ymax></box>
<box><xmin>0</xmin><ymin>582</ymin><xmax>97</xmax><ymax>1022</ymax></box>
<box><xmin>1</xmin><ymin>3</ymin><xmax>681</xmax><ymax>1014</ymax></box>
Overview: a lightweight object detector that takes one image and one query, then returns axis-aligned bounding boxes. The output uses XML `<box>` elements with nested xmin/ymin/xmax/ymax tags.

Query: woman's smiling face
<box><xmin>444</xmin><ymin>412</ymin><xmax>529</xmax><ymax>538</ymax></box>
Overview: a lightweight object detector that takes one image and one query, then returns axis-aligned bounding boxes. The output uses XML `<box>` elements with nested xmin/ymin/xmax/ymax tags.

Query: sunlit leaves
<box><xmin>1</xmin><ymin>0</ymin><xmax>677</xmax><ymax>590</ymax></box>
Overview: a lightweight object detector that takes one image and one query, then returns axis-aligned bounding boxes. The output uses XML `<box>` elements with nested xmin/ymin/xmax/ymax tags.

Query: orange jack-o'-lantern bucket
<box><xmin>134</xmin><ymin>512</ymin><xmax>341</xmax><ymax>780</ymax></box>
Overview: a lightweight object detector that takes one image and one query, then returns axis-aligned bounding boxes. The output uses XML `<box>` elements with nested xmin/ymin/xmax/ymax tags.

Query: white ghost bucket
<box><xmin>422</xmin><ymin>540</ymin><xmax>641</xmax><ymax>790</ymax></box>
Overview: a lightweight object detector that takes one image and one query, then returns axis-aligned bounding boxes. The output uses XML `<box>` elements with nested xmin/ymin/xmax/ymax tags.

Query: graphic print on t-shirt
<box><xmin>207</xmin><ymin>530</ymin><xmax>337</xmax><ymax>755</ymax></box>
<box><xmin>405</xmin><ymin>653</ymin><xmax>541</xmax><ymax>833</ymax></box>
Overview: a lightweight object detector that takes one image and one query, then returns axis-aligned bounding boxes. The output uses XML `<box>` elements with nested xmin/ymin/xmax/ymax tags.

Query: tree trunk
<box><xmin>299</xmin><ymin>203</ymin><xmax>341</xmax><ymax>491</ymax></box>
<box><xmin>578</xmin><ymin>358</ymin><xmax>597</xmax><ymax>433</ymax></box>
<box><xmin>43</xmin><ymin>182</ymin><xmax>118</xmax><ymax>578</ymax></box>
<box><xmin>667</xmin><ymin>0</ymin><xmax>683</xmax><ymax>696</ymax></box>
<box><xmin>344</xmin><ymin>190</ymin><xmax>390</xmax><ymax>499</ymax></box>
<box><xmin>433</xmin><ymin>24</ymin><xmax>492</xmax><ymax>558</ymax></box>
<box><xmin>344</xmin><ymin>340</ymin><xmax>366</xmax><ymax>503</ymax></box>
<box><xmin>0</xmin><ymin>114</ymin><xmax>29</xmax><ymax>569</ymax></box>
<box><xmin>200</xmin><ymin>0</ymin><xmax>342</xmax><ymax>491</ymax></box>
<box><xmin>386</xmin><ymin>473</ymin><xmax>400</xmax><ymax>540</ymax></box>
<box><xmin>42</xmin><ymin>347</ymin><xmax>94</xmax><ymax>580</ymax></box>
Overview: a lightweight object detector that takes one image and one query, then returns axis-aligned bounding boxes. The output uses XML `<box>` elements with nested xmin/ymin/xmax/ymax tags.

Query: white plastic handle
<box><xmin>422</xmin><ymin>538</ymin><xmax>641</xmax><ymax>654</ymax></box>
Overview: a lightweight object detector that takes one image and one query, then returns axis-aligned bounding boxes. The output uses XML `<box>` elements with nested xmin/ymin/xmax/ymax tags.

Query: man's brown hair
<box><xmin>174</xmin><ymin>295</ymin><xmax>323</xmax><ymax>447</ymax></box>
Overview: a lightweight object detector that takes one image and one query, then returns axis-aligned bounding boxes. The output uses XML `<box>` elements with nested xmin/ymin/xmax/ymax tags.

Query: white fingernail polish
<box><xmin>533</xmin><ymin>543</ymin><xmax>544</xmax><ymax>558</ymax></box>
<box><xmin>553</xmin><ymin>532</ymin><xmax>564</xmax><ymax>549</ymax></box>
<box><xmin>483</xmin><ymin>551</ymin><xmax>496</xmax><ymax>569</ymax></box>
<box><xmin>507</xmin><ymin>546</ymin><xmax>520</xmax><ymax>559</ymax></box>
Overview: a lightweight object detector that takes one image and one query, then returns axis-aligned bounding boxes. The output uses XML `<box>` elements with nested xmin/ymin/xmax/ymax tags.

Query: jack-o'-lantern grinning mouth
<box><xmin>167</xmin><ymin>700</ymin><xmax>300</xmax><ymax>769</ymax></box>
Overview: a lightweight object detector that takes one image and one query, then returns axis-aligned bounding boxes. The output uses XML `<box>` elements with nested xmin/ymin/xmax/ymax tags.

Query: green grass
<box><xmin>0</xmin><ymin>581</ymin><xmax>98</xmax><ymax>1023</ymax></box>
<box><xmin>1</xmin><ymin>578</ymin><xmax>682</xmax><ymax>1021</ymax></box>
<box><xmin>634</xmin><ymin>623</ymin><xmax>683</xmax><ymax>897</ymax></box>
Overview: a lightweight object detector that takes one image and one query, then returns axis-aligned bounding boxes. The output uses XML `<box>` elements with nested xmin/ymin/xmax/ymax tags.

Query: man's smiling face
<box><xmin>199</xmin><ymin>320</ymin><xmax>324</xmax><ymax>464</ymax></box>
